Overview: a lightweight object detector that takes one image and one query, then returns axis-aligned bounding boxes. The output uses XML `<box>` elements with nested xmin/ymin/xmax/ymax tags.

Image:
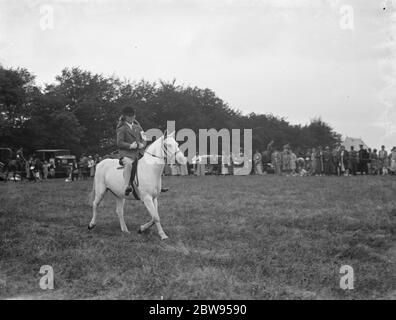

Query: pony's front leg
<box><xmin>142</xmin><ymin>196</ymin><xmax>168</xmax><ymax>240</ymax></box>
<box><xmin>138</xmin><ymin>198</ymin><xmax>158</xmax><ymax>233</ymax></box>
<box><xmin>116</xmin><ymin>198</ymin><xmax>129</xmax><ymax>233</ymax></box>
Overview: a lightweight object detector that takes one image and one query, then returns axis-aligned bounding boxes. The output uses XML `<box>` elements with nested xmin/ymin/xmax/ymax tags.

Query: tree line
<box><xmin>0</xmin><ymin>65</ymin><xmax>341</xmax><ymax>157</ymax></box>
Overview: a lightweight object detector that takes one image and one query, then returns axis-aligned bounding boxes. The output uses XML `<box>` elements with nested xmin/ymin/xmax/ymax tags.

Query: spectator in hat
<box><xmin>378</xmin><ymin>145</ymin><xmax>388</xmax><ymax>175</ymax></box>
<box><xmin>348</xmin><ymin>146</ymin><xmax>358</xmax><ymax>176</ymax></box>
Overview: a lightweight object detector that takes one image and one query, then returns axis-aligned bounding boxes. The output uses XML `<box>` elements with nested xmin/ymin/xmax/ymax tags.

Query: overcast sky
<box><xmin>1</xmin><ymin>0</ymin><xmax>395</xmax><ymax>149</ymax></box>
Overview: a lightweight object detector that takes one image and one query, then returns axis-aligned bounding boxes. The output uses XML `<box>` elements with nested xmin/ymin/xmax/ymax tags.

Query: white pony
<box><xmin>88</xmin><ymin>132</ymin><xmax>187</xmax><ymax>240</ymax></box>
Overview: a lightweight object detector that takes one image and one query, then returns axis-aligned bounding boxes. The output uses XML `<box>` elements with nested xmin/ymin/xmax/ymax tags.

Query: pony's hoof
<box><xmin>88</xmin><ymin>223</ymin><xmax>96</xmax><ymax>231</ymax></box>
<box><xmin>161</xmin><ymin>235</ymin><xmax>169</xmax><ymax>241</ymax></box>
<box><xmin>138</xmin><ymin>227</ymin><xmax>143</xmax><ymax>234</ymax></box>
<box><xmin>122</xmin><ymin>230</ymin><xmax>130</xmax><ymax>234</ymax></box>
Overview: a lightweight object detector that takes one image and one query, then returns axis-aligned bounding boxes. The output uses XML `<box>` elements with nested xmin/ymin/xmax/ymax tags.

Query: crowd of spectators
<box><xmin>253</xmin><ymin>143</ymin><xmax>396</xmax><ymax>177</ymax></box>
<box><xmin>65</xmin><ymin>154</ymin><xmax>102</xmax><ymax>182</ymax></box>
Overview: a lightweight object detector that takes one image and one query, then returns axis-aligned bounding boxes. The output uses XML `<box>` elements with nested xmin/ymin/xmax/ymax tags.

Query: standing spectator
<box><xmin>28</xmin><ymin>158</ymin><xmax>37</xmax><ymax>182</ymax></box>
<box><xmin>281</xmin><ymin>145</ymin><xmax>292</xmax><ymax>175</ymax></box>
<box><xmin>358</xmin><ymin>145</ymin><xmax>369</xmax><ymax>175</ymax></box>
<box><xmin>370</xmin><ymin>149</ymin><xmax>378</xmax><ymax>175</ymax></box>
<box><xmin>336</xmin><ymin>145</ymin><xmax>348</xmax><ymax>176</ymax></box>
<box><xmin>42</xmin><ymin>161</ymin><xmax>50</xmax><ymax>180</ymax></box>
<box><xmin>378</xmin><ymin>145</ymin><xmax>388</xmax><ymax>175</ymax></box>
<box><xmin>253</xmin><ymin>150</ymin><xmax>263</xmax><ymax>175</ymax></box>
<box><xmin>271</xmin><ymin>149</ymin><xmax>282</xmax><ymax>175</ymax></box>
<box><xmin>71</xmin><ymin>160</ymin><xmax>79</xmax><ymax>181</ymax></box>
<box><xmin>367</xmin><ymin>148</ymin><xmax>372</xmax><ymax>174</ymax></box>
<box><xmin>318</xmin><ymin>146</ymin><xmax>324</xmax><ymax>175</ymax></box>
<box><xmin>313</xmin><ymin>147</ymin><xmax>323</xmax><ymax>176</ymax></box>
<box><xmin>311</xmin><ymin>148</ymin><xmax>317</xmax><ymax>175</ymax></box>
<box><xmin>390</xmin><ymin>147</ymin><xmax>396</xmax><ymax>174</ymax></box>
<box><xmin>49</xmin><ymin>161</ymin><xmax>56</xmax><ymax>178</ymax></box>
<box><xmin>35</xmin><ymin>156</ymin><xmax>42</xmax><ymax>180</ymax></box>
<box><xmin>290</xmin><ymin>150</ymin><xmax>297</xmax><ymax>175</ymax></box>
<box><xmin>79</xmin><ymin>155</ymin><xmax>89</xmax><ymax>180</ymax></box>
<box><xmin>30</xmin><ymin>158</ymin><xmax>39</xmax><ymax>181</ymax></box>
<box><xmin>331</xmin><ymin>146</ymin><xmax>339</xmax><ymax>175</ymax></box>
<box><xmin>65</xmin><ymin>162</ymin><xmax>72</xmax><ymax>182</ymax></box>
<box><xmin>304</xmin><ymin>149</ymin><xmax>312</xmax><ymax>173</ymax></box>
<box><xmin>348</xmin><ymin>146</ymin><xmax>358</xmax><ymax>176</ymax></box>
<box><xmin>25</xmin><ymin>157</ymin><xmax>32</xmax><ymax>180</ymax></box>
<box><xmin>88</xmin><ymin>156</ymin><xmax>95</xmax><ymax>177</ymax></box>
<box><xmin>322</xmin><ymin>146</ymin><xmax>333</xmax><ymax>175</ymax></box>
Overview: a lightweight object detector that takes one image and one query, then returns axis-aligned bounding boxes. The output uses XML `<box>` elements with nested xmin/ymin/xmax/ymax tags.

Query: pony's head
<box><xmin>163</xmin><ymin>131</ymin><xmax>187</xmax><ymax>165</ymax></box>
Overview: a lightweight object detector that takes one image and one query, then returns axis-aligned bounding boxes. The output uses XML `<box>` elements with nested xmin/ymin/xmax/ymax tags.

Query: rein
<box><xmin>144</xmin><ymin>139</ymin><xmax>182</xmax><ymax>162</ymax></box>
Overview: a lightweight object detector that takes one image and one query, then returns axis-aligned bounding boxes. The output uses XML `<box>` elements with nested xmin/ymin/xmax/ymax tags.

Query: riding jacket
<box><xmin>116</xmin><ymin>119</ymin><xmax>147</xmax><ymax>160</ymax></box>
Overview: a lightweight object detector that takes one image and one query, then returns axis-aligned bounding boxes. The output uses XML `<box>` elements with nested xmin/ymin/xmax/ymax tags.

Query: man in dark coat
<box><xmin>348</xmin><ymin>146</ymin><xmax>358</xmax><ymax>176</ymax></box>
<box><xmin>358</xmin><ymin>144</ymin><xmax>369</xmax><ymax>175</ymax></box>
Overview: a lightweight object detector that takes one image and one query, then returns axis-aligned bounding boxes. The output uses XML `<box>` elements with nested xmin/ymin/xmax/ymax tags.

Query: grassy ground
<box><xmin>0</xmin><ymin>175</ymin><xmax>395</xmax><ymax>300</ymax></box>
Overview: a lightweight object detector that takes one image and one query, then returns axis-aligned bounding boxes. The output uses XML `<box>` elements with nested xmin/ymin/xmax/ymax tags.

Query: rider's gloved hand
<box><xmin>138</xmin><ymin>142</ymin><xmax>145</xmax><ymax>149</ymax></box>
<box><xmin>130</xmin><ymin>142</ymin><xmax>138</xmax><ymax>149</ymax></box>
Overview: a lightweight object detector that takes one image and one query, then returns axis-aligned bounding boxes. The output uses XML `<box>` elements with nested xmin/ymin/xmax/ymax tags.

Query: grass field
<box><xmin>0</xmin><ymin>175</ymin><xmax>395</xmax><ymax>300</ymax></box>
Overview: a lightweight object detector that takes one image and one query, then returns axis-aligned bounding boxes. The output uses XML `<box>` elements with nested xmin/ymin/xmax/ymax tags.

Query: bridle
<box><xmin>145</xmin><ymin>137</ymin><xmax>183</xmax><ymax>163</ymax></box>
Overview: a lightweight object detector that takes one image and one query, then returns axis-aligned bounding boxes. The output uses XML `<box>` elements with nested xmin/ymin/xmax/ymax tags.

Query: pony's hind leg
<box><xmin>116</xmin><ymin>198</ymin><xmax>129</xmax><ymax>233</ymax></box>
<box><xmin>88</xmin><ymin>183</ymin><xmax>106</xmax><ymax>230</ymax></box>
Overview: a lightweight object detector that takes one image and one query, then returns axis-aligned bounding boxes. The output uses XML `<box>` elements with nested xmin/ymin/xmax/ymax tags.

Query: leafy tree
<box><xmin>0</xmin><ymin>65</ymin><xmax>342</xmax><ymax>157</ymax></box>
<box><xmin>0</xmin><ymin>66</ymin><xmax>39</xmax><ymax>148</ymax></box>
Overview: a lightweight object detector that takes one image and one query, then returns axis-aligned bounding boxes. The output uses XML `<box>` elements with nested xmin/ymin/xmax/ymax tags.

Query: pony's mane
<box><xmin>145</xmin><ymin>134</ymin><xmax>165</xmax><ymax>154</ymax></box>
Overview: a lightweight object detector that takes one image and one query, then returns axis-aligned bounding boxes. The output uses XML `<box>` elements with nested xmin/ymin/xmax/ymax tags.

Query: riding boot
<box><xmin>122</xmin><ymin>158</ymin><xmax>133</xmax><ymax>196</ymax></box>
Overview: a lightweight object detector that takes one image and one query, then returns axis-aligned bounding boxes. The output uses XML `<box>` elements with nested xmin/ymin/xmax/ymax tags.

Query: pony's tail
<box><xmin>87</xmin><ymin>176</ymin><xmax>95</xmax><ymax>207</ymax></box>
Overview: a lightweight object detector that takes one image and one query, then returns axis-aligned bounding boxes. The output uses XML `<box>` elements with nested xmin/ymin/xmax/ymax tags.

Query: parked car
<box><xmin>35</xmin><ymin>149</ymin><xmax>76</xmax><ymax>178</ymax></box>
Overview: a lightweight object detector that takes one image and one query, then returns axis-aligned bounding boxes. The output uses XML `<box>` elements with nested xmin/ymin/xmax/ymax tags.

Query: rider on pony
<box><xmin>117</xmin><ymin>106</ymin><xmax>169</xmax><ymax>197</ymax></box>
<box><xmin>117</xmin><ymin>106</ymin><xmax>147</xmax><ymax>196</ymax></box>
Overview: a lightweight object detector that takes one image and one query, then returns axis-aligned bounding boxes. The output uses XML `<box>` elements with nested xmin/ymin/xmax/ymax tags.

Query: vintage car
<box><xmin>35</xmin><ymin>149</ymin><xmax>76</xmax><ymax>178</ymax></box>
